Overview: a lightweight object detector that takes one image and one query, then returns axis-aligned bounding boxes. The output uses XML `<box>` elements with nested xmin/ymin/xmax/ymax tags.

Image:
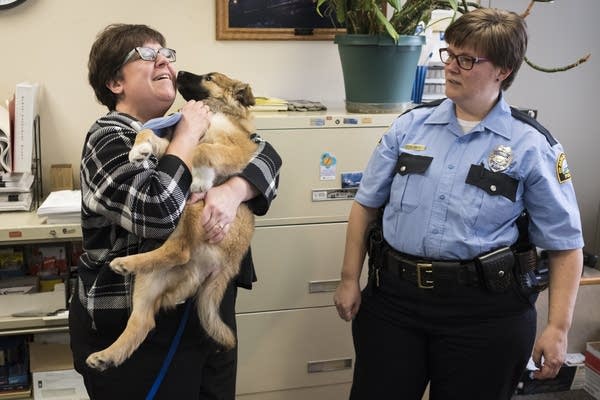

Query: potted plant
<box><xmin>315</xmin><ymin>0</ymin><xmax>462</xmax><ymax>113</ymax></box>
<box><xmin>316</xmin><ymin>0</ymin><xmax>590</xmax><ymax>113</ymax></box>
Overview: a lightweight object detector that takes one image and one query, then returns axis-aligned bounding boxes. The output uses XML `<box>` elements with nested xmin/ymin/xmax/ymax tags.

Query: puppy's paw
<box><xmin>129</xmin><ymin>141</ymin><xmax>153</xmax><ymax>164</ymax></box>
<box><xmin>191</xmin><ymin>166</ymin><xmax>215</xmax><ymax>193</ymax></box>
<box><xmin>191</xmin><ymin>177</ymin><xmax>213</xmax><ymax>193</ymax></box>
<box><xmin>109</xmin><ymin>257</ymin><xmax>135</xmax><ymax>275</ymax></box>
<box><xmin>86</xmin><ymin>351</ymin><xmax>115</xmax><ymax>371</ymax></box>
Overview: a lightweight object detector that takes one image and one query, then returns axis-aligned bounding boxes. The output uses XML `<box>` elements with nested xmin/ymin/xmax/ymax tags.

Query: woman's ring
<box><xmin>217</xmin><ymin>223</ymin><xmax>224</xmax><ymax>230</ymax></box>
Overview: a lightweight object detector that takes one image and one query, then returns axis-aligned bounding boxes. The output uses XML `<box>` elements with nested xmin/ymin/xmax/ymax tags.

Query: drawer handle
<box><xmin>307</xmin><ymin>358</ymin><xmax>352</xmax><ymax>373</ymax></box>
<box><xmin>308</xmin><ymin>279</ymin><xmax>340</xmax><ymax>293</ymax></box>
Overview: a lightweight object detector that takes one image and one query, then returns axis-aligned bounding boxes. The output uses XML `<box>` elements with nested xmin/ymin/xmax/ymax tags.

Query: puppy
<box><xmin>86</xmin><ymin>71</ymin><xmax>258</xmax><ymax>371</ymax></box>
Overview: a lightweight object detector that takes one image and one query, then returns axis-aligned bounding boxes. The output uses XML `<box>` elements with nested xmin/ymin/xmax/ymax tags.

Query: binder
<box><xmin>13</xmin><ymin>82</ymin><xmax>39</xmax><ymax>173</ymax></box>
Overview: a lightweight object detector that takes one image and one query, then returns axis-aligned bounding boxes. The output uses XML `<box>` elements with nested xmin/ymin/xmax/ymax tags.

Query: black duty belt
<box><xmin>384</xmin><ymin>249</ymin><xmax>482</xmax><ymax>290</ymax></box>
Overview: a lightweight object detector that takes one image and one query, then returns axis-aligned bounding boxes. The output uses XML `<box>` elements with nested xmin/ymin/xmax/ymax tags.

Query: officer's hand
<box><xmin>334</xmin><ymin>279</ymin><xmax>361</xmax><ymax>321</ymax></box>
<box><xmin>531</xmin><ymin>325</ymin><xmax>568</xmax><ymax>380</ymax></box>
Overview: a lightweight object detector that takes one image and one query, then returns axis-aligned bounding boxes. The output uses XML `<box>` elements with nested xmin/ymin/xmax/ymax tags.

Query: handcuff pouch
<box><xmin>476</xmin><ymin>246</ymin><xmax>514</xmax><ymax>293</ymax></box>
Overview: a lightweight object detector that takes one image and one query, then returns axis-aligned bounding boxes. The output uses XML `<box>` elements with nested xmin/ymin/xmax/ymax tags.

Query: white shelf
<box><xmin>0</xmin><ymin>211</ymin><xmax>81</xmax><ymax>244</ymax></box>
<box><xmin>425</xmin><ymin>78</ymin><xmax>445</xmax><ymax>84</ymax></box>
<box><xmin>0</xmin><ymin>313</ymin><xmax>68</xmax><ymax>336</ymax></box>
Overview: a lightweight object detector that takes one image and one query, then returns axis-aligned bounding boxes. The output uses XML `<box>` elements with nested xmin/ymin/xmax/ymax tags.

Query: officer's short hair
<box><xmin>444</xmin><ymin>8</ymin><xmax>527</xmax><ymax>91</ymax></box>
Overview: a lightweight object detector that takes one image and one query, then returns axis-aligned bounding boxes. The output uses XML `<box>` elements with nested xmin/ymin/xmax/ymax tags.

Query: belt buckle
<box><xmin>417</xmin><ymin>263</ymin><xmax>434</xmax><ymax>289</ymax></box>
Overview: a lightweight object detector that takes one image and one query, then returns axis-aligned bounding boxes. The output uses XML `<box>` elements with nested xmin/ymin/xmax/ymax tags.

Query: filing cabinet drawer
<box><xmin>236</xmin><ymin>306</ymin><xmax>354</xmax><ymax>395</ymax></box>
<box><xmin>237</xmin><ymin>382</ymin><xmax>350</xmax><ymax>400</ymax></box>
<box><xmin>239</xmin><ymin>222</ymin><xmax>348</xmax><ymax>313</ymax></box>
<box><xmin>255</xmin><ymin>126</ymin><xmax>383</xmax><ymax>226</ymax></box>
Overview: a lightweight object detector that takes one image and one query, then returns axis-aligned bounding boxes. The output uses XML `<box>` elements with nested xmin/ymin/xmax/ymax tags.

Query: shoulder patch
<box><xmin>510</xmin><ymin>107</ymin><xmax>557</xmax><ymax>146</ymax></box>
<box><xmin>556</xmin><ymin>153</ymin><xmax>572</xmax><ymax>183</ymax></box>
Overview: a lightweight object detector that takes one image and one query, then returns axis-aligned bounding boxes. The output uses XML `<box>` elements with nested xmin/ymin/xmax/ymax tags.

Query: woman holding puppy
<box><xmin>69</xmin><ymin>23</ymin><xmax>281</xmax><ymax>399</ymax></box>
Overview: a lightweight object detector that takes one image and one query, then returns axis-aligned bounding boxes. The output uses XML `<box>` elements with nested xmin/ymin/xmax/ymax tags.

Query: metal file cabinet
<box><xmin>235</xmin><ymin>111</ymin><xmax>398</xmax><ymax>399</ymax></box>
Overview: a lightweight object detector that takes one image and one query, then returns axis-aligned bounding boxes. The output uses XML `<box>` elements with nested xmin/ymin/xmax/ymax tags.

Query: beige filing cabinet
<box><xmin>235</xmin><ymin>111</ymin><xmax>398</xmax><ymax>399</ymax></box>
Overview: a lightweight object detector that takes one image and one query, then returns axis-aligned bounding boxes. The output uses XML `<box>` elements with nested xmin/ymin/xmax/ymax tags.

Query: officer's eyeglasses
<box><xmin>120</xmin><ymin>47</ymin><xmax>177</xmax><ymax>69</ymax></box>
<box><xmin>439</xmin><ymin>48</ymin><xmax>489</xmax><ymax>70</ymax></box>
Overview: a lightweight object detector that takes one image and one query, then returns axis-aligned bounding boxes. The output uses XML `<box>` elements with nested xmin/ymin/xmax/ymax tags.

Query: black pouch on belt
<box><xmin>514</xmin><ymin>244</ymin><xmax>546</xmax><ymax>295</ymax></box>
<box><xmin>476</xmin><ymin>247</ymin><xmax>514</xmax><ymax>293</ymax></box>
<box><xmin>365</xmin><ymin>211</ymin><xmax>385</xmax><ymax>292</ymax></box>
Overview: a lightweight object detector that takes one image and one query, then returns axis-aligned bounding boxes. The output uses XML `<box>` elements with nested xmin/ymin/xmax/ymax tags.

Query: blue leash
<box><xmin>145</xmin><ymin>299</ymin><xmax>193</xmax><ymax>400</ymax></box>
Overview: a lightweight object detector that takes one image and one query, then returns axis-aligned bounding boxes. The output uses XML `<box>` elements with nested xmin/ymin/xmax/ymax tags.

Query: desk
<box><xmin>0</xmin><ymin>211</ymin><xmax>81</xmax><ymax>244</ymax></box>
<box><xmin>0</xmin><ymin>314</ymin><xmax>68</xmax><ymax>336</ymax></box>
<box><xmin>582</xmin><ymin>266</ymin><xmax>600</xmax><ymax>285</ymax></box>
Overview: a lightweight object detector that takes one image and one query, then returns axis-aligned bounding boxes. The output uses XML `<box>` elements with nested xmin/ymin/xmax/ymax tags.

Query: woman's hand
<box><xmin>175</xmin><ymin>100</ymin><xmax>212</xmax><ymax>143</ymax></box>
<box><xmin>198</xmin><ymin>176</ymin><xmax>258</xmax><ymax>243</ymax></box>
<box><xmin>168</xmin><ymin>101</ymin><xmax>212</xmax><ymax>169</ymax></box>
<box><xmin>200</xmin><ymin>184</ymin><xmax>239</xmax><ymax>243</ymax></box>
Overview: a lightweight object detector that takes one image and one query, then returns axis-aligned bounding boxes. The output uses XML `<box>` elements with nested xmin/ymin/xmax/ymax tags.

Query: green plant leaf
<box><xmin>388</xmin><ymin>0</ymin><xmax>402</xmax><ymax>11</ymax></box>
<box><xmin>375</xmin><ymin>6</ymin><xmax>399</xmax><ymax>42</ymax></box>
<box><xmin>316</xmin><ymin>0</ymin><xmax>327</xmax><ymax>17</ymax></box>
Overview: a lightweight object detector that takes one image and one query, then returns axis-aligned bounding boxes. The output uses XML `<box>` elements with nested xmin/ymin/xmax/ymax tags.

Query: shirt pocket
<box><xmin>390</xmin><ymin>152</ymin><xmax>433</xmax><ymax>214</ymax></box>
<box><xmin>464</xmin><ymin>164</ymin><xmax>520</xmax><ymax>233</ymax></box>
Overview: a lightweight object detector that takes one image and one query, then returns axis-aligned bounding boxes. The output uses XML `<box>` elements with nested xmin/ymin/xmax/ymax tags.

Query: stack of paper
<box><xmin>37</xmin><ymin>190</ymin><xmax>81</xmax><ymax>224</ymax></box>
<box><xmin>0</xmin><ymin>172</ymin><xmax>34</xmax><ymax>211</ymax></box>
<box><xmin>251</xmin><ymin>97</ymin><xmax>289</xmax><ymax>112</ymax></box>
<box><xmin>0</xmin><ymin>192</ymin><xmax>32</xmax><ymax>212</ymax></box>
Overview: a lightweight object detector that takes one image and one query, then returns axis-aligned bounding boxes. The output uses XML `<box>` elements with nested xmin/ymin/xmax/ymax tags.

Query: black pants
<box><xmin>69</xmin><ymin>282</ymin><xmax>238</xmax><ymax>400</ymax></box>
<box><xmin>350</xmin><ymin>267</ymin><xmax>537</xmax><ymax>400</ymax></box>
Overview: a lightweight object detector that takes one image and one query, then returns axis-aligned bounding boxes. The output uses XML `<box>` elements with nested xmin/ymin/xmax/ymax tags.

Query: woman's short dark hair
<box><xmin>88</xmin><ymin>24</ymin><xmax>166</xmax><ymax>110</ymax></box>
<box><xmin>444</xmin><ymin>8</ymin><xmax>528</xmax><ymax>91</ymax></box>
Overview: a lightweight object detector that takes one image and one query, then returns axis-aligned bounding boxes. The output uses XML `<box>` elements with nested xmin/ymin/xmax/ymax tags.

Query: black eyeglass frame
<box><xmin>439</xmin><ymin>48</ymin><xmax>489</xmax><ymax>71</ymax></box>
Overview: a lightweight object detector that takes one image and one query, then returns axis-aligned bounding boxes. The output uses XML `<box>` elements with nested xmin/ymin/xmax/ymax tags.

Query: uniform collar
<box><xmin>424</xmin><ymin>93</ymin><xmax>512</xmax><ymax>140</ymax></box>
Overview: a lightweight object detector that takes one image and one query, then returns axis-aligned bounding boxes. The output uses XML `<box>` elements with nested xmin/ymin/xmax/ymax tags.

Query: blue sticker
<box><xmin>341</xmin><ymin>172</ymin><xmax>363</xmax><ymax>188</ymax></box>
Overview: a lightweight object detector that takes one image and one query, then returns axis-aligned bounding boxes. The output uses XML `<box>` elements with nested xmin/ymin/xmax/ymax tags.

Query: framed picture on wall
<box><xmin>216</xmin><ymin>0</ymin><xmax>344</xmax><ymax>40</ymax></box>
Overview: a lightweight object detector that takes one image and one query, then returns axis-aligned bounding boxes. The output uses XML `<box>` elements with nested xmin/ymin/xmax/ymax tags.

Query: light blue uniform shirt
<box><xmin>355</xmin><ymin>96</ymin><xmax>584</xmax><ymax>260</ymax></box>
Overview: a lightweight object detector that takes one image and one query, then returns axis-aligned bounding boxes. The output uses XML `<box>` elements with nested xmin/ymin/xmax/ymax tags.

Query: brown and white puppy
<box><xmin>86</xmin><ymin>71</ymin><xmax>257</xmax><ymax>371</ymax></box>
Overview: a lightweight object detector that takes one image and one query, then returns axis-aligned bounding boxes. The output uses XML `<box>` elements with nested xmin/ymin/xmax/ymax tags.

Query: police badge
<box><xmin>488</xmin><ymin>145</ymin><xmax>513</xmax><ymax>172</ymax></box>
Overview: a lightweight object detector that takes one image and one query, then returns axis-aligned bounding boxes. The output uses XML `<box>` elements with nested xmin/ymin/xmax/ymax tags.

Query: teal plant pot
<box><xmin>335</xmin><ymin>34</ymin><xmax>425</xmax><ymax>113</ymax></box>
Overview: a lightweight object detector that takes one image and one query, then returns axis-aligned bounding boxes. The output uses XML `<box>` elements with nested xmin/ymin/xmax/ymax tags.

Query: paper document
<box><xmin>37</xmin><ymin>190</ymin><xmax>81</xmax><ymax>216</ymax></box>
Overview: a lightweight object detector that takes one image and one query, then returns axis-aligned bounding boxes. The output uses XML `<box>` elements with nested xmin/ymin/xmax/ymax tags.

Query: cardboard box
<box><xmin>587</xmin><ymin>342</ymin><xmax>600</xmax><ymax>373</ymax></box>
<box><xmin>515</xmin><ymin>354</ymin><xmax>586</xmax><ymax>395</ymax></box>
<box><xmin>28</xmin><ymin>342</ymin><xmax>88</xmax><ymax>400</ymax></box>
<box><xmin>585</xmin><ymin>366</ymin><xmax>600</xmax><ymax>400</ymax></box>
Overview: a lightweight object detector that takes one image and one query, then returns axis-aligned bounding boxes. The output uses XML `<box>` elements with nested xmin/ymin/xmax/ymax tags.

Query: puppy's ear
<box><xmin>234</xmin><ymin>83</ymin><xmax>255</xmax><ymax>107</ymax></box>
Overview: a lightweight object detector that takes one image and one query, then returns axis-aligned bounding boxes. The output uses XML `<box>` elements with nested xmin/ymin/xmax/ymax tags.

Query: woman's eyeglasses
<box><xmin>120</xmin><ymin>47</ymin><xmax>176</xmax><ymax>69</ymax></box>
<box><xmin>439</xmin><ymin>48</ymin><xmax>489</xmax><ymax>70</ymax></box>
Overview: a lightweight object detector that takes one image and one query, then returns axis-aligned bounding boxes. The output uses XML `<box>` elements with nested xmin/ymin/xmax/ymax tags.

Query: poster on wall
<box><xmin>216</xmin><ymin>0</ymin><xmax>344</xmax><ymax>40</ymax></box>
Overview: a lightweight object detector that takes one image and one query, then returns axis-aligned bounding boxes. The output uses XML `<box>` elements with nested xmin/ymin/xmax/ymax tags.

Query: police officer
<box><xmin>334</xmin><ymin>8</ymin><xmax>584</xmax><ymax>400</ymax></box>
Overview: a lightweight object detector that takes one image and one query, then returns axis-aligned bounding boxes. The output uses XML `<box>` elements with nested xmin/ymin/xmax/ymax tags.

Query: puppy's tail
<box><xmin>197</xmin><ymin>271</ymin><xmax>236</xmax><ymax>350</ymax></box>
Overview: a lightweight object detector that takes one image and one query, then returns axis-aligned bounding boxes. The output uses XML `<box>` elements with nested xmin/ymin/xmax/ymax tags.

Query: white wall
<box><xmin>491</xmin><ymin>0</ymin><xmax>600</xmax><ymax>256</ymax></box>
<box><xmin>0</xmin><ymin>0</ymin><xmax>344</xmax><ymax>189</ymax></box>
<box><xmin>1</xmin><ymin>0</ymin><xmax>598</xmax><ymax>254</ymax></box>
